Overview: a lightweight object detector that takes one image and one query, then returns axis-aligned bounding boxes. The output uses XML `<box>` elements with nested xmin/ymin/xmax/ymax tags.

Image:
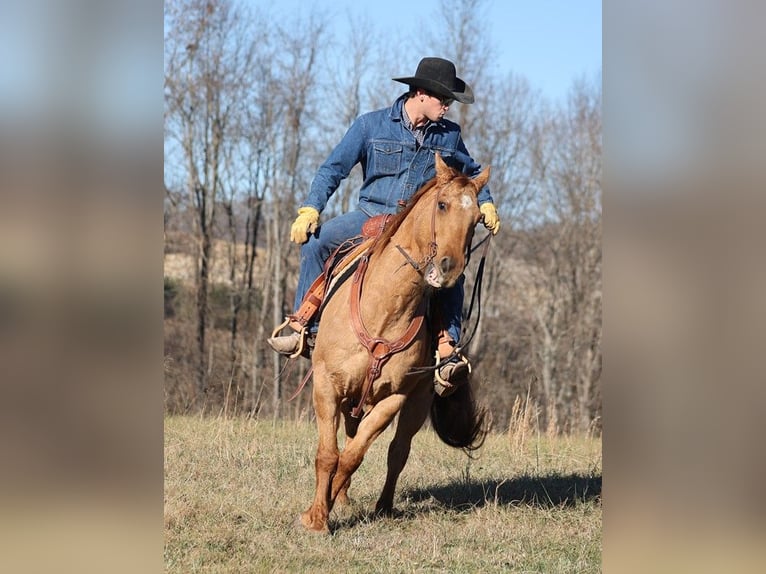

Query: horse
<box><xmin>298</xmin><ymin>153</ymin><xmax>490</xmax><ymax>533</ymax></box>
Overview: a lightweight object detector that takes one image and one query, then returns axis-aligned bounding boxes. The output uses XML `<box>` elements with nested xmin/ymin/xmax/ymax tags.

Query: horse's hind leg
<box><xmin>335</xmin><ymin>435</ymin><xmax>353</xmax><ymax>505</ymax></box>
<box><xmin>299</xmin><ymin>377</ymin><xmax>340</xmax><ymax>533</ymax></box>
<box><xmin>335</xmin><ymin>400</ymin><xmax>359</xmax><ymax>506</ymax></box>
<box><xmin>375</xmin><ymin>382</ymin><xmax>433</xmax><ymax>516</ymax></box>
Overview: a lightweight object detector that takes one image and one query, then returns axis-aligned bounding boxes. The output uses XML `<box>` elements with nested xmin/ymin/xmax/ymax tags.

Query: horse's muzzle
<box><xmin>424</xmin><ymin>256</ymin><xmax>462</xmax><ymax>288</ymax></box>
<box><xmin>424</xmin><ymin>261</ymin><xmax>443</xmax><ymax>288</ymax></box>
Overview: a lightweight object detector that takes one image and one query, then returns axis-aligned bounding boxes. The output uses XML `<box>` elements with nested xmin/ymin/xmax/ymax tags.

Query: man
<box><xmin>268</xmin><ymin>57</ymin><xmax>500</xmax><ymax>386</ymax></box>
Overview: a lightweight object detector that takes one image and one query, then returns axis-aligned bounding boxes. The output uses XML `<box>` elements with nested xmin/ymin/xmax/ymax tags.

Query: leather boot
<box><xmin>267</xmin><ymin>331</ymin><xmax>301</xmax><ymax>355</ymax></box>
<box><xmin>434</xmin><ymin>359</ymin><xmax>470</xmax><ymax>397</ymax></box>
<box><xmin>438</xmin><ymin>360</ymin><xmax>469</xmax><ymax>383</ymax></box>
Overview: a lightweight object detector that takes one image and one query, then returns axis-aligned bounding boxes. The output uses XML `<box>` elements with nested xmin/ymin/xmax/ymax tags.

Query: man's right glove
<box><xmin>289</xmin><ymin>207</ymin><xmax>320</xmax><ymax>244</ymax></box>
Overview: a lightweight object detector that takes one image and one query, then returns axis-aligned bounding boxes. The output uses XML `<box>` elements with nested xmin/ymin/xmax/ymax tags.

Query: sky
<box><xmin>259</xmin><ymin>0</ymin><xmax>601</xmax><ymax>104</ymax></box>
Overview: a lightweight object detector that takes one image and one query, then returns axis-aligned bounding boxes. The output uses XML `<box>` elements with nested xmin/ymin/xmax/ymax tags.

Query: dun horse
<box><xmin>299</xmin><ymin>154</ymin><xmax>489</xmax><ymax>533</ymax></box>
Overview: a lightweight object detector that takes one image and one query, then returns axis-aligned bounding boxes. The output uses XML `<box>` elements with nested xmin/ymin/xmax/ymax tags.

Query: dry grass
<box><xmin>165</xmin><ymin>414</ymin><xmax>601</xmax><ymax>573</ymax></box>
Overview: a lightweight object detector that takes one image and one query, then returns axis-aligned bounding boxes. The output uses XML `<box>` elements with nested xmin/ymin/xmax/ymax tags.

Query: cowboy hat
<box><xmin>392</xmin><ymin>57</ymin><xmax>474</xmax><ymax>104</ymax></box>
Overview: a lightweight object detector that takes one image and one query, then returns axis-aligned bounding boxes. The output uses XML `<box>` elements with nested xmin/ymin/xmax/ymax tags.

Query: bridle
<box><xmin>393</xmin><ymin>188</ymin><xmax>491</xmax><ymax>357</ymax></box>
<box><xmin>394</xmin><ymin>188</ymin><xmax>440</xmax><ymax>275</ymax></box>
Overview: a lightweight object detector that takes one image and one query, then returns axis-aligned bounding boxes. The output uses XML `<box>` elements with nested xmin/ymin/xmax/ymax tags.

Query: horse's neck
<box><xmin>362</xmin><ymin>217</ymin><xmax>428</xmax><ymax>322</ymax></box>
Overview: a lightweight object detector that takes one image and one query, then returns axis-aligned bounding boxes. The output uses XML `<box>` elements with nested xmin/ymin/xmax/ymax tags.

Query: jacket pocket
<box><xmin>372</xmin><ymin>142</ymin><xmax>402</xmax><ymax>175</ymax></box>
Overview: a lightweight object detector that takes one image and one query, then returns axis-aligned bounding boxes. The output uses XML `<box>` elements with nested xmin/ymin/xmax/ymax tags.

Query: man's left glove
<box><xmin>480</xmin><ymin>203</ymin><xmax>500</xmax><ymax>235</ymax></box>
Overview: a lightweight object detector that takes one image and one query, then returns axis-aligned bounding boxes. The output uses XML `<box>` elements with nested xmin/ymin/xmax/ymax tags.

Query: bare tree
<box><xmin>429</xmin><ymin>0</ymin><xmax>494</xmax><ymax>133</ymax></box>
<box><xmin>239</xmin><ymin>84</ymin><xmax>279</xmax><ymax>415</ymax></box>
<box><xmin>520</xmin><ymin>75</ymin><xmax>602</xmax><ymax>431</ymax></box>
<box><xmin>165</xmin><ymin>0</ymin><xmax>255</xmax><ymax>401</ymax></box>
<box><xmin>321</xmin><ymin>11</ymin><xmax>378</xmax><ymax>217</ymax></box>
<box><xmin>263</xmin><ymin>14</ymin><xmax>329</xmax><ymax>416</ymax></box>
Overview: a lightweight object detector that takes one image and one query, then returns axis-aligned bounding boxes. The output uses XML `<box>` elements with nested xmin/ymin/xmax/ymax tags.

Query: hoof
<box><xmin>295</xmin><ymin>512</ymin><xmax>330</xmax><ymax>535</ymax></box>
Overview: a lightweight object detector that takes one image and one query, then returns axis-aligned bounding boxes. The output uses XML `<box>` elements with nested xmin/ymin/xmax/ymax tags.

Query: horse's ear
<box><xmin>472</xmin><ymin>165</ymin><xmax>491</xmax><ymax>194</ymax></box>
<box><xmin>434</xmin><ymin>153</ymin><xmax>452</xmax><ymax>184</ymax></box>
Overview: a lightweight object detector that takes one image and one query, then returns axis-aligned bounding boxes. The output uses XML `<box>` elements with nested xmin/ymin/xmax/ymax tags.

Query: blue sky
<box><xmin>259</xmin><ymin>0</ymin><xmax>601</xmax><ymax>103</ymax></box>
<box><xmin>489</xmin><ymin>0</ymin><xmax>602</xmax><ymax>100</ymax></box>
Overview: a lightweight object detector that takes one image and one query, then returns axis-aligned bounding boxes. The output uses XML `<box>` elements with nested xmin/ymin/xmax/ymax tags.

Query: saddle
<box><xmin>360</xmin><ymin>213</ymin><xmax>393</xmax><ymax>239</ymax></box>
<box><xmin>273</xmin><ymin>214</ymin><xmax>393</xmax><ymax>359</ymax></box>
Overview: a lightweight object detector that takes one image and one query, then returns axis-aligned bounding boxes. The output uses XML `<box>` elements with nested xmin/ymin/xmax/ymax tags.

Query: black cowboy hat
<box><xmin>393</xmin><ymin>57</ymin><xmax>474</xmax><ymax>104</ymax></box>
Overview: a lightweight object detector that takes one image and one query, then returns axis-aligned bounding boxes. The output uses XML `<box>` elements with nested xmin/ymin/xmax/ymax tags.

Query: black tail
<box><xmin>430</xmin><ymin>380</ymin><xmax>488</xmax><ymax>453</ymax></box>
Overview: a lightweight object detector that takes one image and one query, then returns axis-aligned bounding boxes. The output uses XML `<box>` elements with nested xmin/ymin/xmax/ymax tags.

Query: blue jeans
<box><xmin>293</xmin><ymin>209</ymin><xmax>463</xmax><ymax>343</ymax></box>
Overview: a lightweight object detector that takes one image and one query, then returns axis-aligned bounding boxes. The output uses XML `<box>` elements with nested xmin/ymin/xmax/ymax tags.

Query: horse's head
<box><xmin>419</xmin><ymin>153</ymin><xmax>490</xmax><ymax>289</ymax></box>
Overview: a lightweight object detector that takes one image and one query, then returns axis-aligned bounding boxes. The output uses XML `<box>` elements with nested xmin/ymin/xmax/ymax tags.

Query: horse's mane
<box><xmin>368</xmin><ymin>167</ymin><xmax>471</xmax><ymax>258</ymax></box>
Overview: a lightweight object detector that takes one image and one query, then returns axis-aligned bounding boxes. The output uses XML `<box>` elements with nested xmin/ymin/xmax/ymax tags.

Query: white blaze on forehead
<box><xmin>460</xmin><ymin>194</ymin><xmax>474</xmax><ymax>210</ymax></box>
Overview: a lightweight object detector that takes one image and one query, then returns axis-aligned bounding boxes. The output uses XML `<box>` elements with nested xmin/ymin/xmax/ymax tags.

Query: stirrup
<box><xmin>270</xmin><ymin>318</ymin><xmax>307</xmax><ymax>360</ymax></box>
<box><xmin>433</xmin><ymin>348</ymin><xmax>471</xmax><ymax>397</ymax></box>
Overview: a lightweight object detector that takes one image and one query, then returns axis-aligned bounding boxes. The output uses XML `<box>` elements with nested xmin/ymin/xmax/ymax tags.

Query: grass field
<box><xmin>164</xmin><ymin>415</ymin><xmax>601</xmax><ymax>573</ymax></box>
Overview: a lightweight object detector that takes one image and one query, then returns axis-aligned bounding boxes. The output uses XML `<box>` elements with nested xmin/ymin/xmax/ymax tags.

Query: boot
<box><xmin>434</xmin><ymin>357</ymin><xmax>470</xmax><ymax>397</ymax></box>
<box><xmin>267</xmin><ymin>331</ymin><xmax>302</xmax><ymax>355</ymax></box>
<box><xmin>438</xmin><ymin>360</ymin><xmax>469</xmax><ymax>384</ymax></box>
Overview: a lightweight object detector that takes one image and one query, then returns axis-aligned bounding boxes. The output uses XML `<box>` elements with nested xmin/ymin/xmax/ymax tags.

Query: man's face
<box><xmin>421</xmin><ymin>90</ymin><xmax>453</xmax><ymax>121</ymax></box>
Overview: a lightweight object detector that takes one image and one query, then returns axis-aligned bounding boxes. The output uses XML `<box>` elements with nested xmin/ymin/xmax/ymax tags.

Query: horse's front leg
<box><xmin>375</xmin><ymin>381</ymin><xmax>433</xmax><ymax>516</ymax></box>
<box><xmin>299</xmin><ymin>377</ymin><xmax>340</xmax><ymax>534</ymax></box>
<box><xmin>330</xmin><ymin>393</ymin><xmax>407</xmax><ymax>503</ymax></box>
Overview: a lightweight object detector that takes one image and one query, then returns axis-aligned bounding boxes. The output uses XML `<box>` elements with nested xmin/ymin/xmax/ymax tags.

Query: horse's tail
<box><xmin>430</xmin><ymin>380</ymin><xmax>488</xmax><ymax>453</ymax></box>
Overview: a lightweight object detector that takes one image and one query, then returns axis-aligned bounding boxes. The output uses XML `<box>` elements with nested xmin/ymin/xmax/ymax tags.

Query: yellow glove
<box><xmin>480</xmin><ymin>203</ymin><xmax>500</xmax><ymax>235</ymax></box>
<box><xmin>289</xmin><ymin>207</ymin><xmax>320</xmax><ymax>244</ymax></box>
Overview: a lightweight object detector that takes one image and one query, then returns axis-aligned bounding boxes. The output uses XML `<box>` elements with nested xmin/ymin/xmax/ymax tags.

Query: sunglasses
<box><xmin>427</xmin><ymin>92</ymin><xmax>454</xmax><ymax>107</ymax></box>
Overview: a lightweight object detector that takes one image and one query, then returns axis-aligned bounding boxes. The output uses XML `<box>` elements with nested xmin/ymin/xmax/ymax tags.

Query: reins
<box><xmin>454</xmin><ymin>230</ymin><xmax>492</xmax><ymax>352</ymax></box>
<box><xmin>411</xmin><ymin>229</ymin><xmax>493</xmax><ymax>373</ymax></box>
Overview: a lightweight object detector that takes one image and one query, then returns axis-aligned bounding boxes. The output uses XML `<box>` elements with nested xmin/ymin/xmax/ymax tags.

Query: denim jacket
<box><xmin>304</xmin><ymin>94</ymin><xmax>493</xmax><ymax>217</ymax></box>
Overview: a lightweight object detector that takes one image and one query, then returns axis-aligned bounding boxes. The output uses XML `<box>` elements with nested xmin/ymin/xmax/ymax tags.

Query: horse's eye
<box><xmin>438</xmin><ymin>201</ymin><xmax>447</xmax><ymax>211</ymax></box>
